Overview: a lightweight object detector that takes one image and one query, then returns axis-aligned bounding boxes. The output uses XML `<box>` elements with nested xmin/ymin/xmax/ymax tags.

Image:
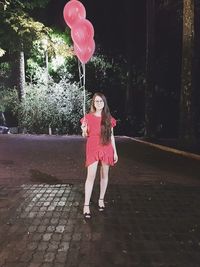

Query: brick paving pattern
<box><xmin>0</xmin><ymin>135</ymin><xmax>200</xmax><ymax>267</ymax></box>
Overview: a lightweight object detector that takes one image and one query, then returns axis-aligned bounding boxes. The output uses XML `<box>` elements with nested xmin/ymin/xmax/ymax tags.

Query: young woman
<box><xmin>81</xmin><ymin>92</ymin><xmax>118</xmax><ymax>219</ymax></box>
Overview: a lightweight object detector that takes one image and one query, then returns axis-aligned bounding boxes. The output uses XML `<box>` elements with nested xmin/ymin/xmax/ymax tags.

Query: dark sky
<box><xmin>44</xmin><ymin>0</ymin><xmax>146</xmax><ymax>56</ymax></box>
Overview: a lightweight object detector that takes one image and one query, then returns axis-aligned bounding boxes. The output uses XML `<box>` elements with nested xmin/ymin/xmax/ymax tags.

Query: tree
<box><xmin>179</xmin><ymin>0</ymin><xmax>197</xmax><ymax>148</ymax></box>
<box><xmin>144</xmin><ymin>0</ymin><xmax>156</xmax><ymax>138</ymax></box>
<box><xmin>194</xmin><ymin>0</ymin><xmax>200</xmax><ymax>141</ymax></box>
<box><xmin>0</xmin><ymin>0</ymin><xmax>50</xmax><ymax>100</ymax></box>
<box><xmin>26</xmin><ymin>31</ymin><xmax>73</xmax><ymax>85</ymax></box>
<box><xmin>124</xmin><ymin>0</ymin><xmax>134</xmax><ymax>119</ymax></box>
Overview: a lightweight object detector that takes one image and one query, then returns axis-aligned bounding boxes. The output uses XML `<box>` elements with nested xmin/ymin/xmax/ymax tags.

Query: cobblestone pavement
<box><xmin>0</xmin><ymin>135</ymin><xmax>200</xmax><ymax>267</ymax></box>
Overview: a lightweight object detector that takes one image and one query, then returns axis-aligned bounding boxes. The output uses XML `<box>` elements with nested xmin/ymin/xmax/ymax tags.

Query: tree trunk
<box><xmin>125</xmin><ymin>53</ymin><xmax>133</xmax><ymax>118</ymax></box>
<box><xmin>48</xmin><ymin>125</ymin><xmax>52</xmax><ymax>135</ymax></box>
<box><xmin>145</xmin><ymin>0</ymin><xmax>156</xmax><ymax>138</ymax></box>
<box><xmin>179</xmin><ymin>0</ymin><xmax>196</xmax><ymax>148</ymax></box>
<box><xmin>17</xmin><ymin>47</ymin><xmax>26</xmax><ymax>100</ymax></box>
<box><xmin>10</xmin><ymin>43</ymin><xmax>26</xmax><ymax>101</ymax></box>
<box><xmin>124</xmin><ymin>0</ymin><xmax>133</xmax><ymax>119</ymax></box>
<box><xmin>45</xmin><ymin>50</ymin><xmax>49</xmax><ymax>88</ymax></box>
<box><xmin>193</xmin><ymin>0</ymin><xmax>200</xmax><ymax>145</ymax></box>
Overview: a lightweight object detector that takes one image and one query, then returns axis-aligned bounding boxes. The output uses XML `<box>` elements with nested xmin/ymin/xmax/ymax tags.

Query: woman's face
<box><xmin>94</xmin><ymin>95</ymin><xmax>104</xmax><ymax>111</ymax></box>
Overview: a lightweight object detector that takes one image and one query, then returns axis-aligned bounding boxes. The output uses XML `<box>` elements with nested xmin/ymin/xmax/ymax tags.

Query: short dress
<box><xmin>80</xmin><ymin>113</ymin><xmax>116</xmax><ymax>167</ymax></box>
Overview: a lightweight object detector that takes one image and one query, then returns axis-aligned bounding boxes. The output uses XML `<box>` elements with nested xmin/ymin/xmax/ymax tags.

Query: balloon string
<box><xmin>83</xmin><ymin>63</ymin><xmax>86</xmax><ymax>118</ymax></box>
<box><xmin>78</xmin><ymin>60</ymin><xmax>82</xmax><ymax>83</ymax></box>
<box><xmin>78</xmin><ymin>60</ymin><xmax>86</xmax><ymax>121</ymax></box>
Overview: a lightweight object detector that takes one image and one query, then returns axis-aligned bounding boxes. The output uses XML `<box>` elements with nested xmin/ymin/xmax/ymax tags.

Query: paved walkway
<box><xmin>0</xmin><ymin>135</ymin><xmax>200</xmax><ymax>267</ymax></box>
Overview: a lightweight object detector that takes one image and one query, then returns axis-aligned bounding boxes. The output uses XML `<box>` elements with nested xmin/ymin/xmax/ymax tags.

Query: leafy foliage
<box><xmin>25</xmin><ymin>31</ymin><xmax>73</xmax><ymax>85</ymax></box>
<box><xmin>0</xmin><ymin>48</ymin><xmax>5</xmax><ymax>57</ymax></box>
<box><xmin>0</xmin><ymin>0</ymin><xmax>51</xmax><ymax>52</ymax></box>
<box><xmin>26</xmin><ymin>59</ymin><xmax>47</xmax><ymax>85</ymax></box>
<box><xmin>17</xmin><ymin>79</ymin><xmax>91</xmax><ymax>134</ymax></box>
<box><xmin>0</xmin><ymin>87</ymin><xmax>19</xmax><ymax>113</ymax></box>
<box><xmin>0</xmin><ymin>0</ymin><xmax>49</xmax><ymax>11</ymax></box>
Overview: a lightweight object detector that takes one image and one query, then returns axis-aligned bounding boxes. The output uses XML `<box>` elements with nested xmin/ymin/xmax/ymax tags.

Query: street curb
<box><xmin>120</xmin><ymin>136</ymin><xmax>200</xmax><ymax>161</ymax></box>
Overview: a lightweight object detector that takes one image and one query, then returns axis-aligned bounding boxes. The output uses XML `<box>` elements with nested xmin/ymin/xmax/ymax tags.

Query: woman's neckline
<box><xmin>91</xmin><ymin>112</ymin><xmax>101</xmax><ymax>118</ymax></box>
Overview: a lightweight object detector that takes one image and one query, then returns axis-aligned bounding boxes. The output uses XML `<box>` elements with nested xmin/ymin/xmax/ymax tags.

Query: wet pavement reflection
<box><xmin>0</xmin><ymin>182</ymin><xmax>200</xmax><ymax>267</ymax></box>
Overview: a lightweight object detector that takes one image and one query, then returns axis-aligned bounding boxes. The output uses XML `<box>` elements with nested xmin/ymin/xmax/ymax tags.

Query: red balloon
<box><xmin>74</xmin><ymin>38</ymin><xmax>95</xmax><ymax>64</ymax></box>
<box><xmin>71</xmin><ymin>18</ymin><xmax>94</xmax><ymax>49</ymax></box>
<box><xmin>63</xmin><ymin>0</ymin><xmax>86</xmax><ymax>29</ymax></box>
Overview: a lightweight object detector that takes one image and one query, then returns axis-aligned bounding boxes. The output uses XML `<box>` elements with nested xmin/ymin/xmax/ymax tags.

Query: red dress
<box><xmin>81</xmin><ymin>113</ymin><xmax>116</xmax><ymax>167</ymax></box>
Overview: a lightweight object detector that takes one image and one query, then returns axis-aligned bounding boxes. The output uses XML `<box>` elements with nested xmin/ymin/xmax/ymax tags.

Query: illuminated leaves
<box><xmin>0</xmin><ymin>0</ymin><xmax>50</xmax><ymax>52</ymax></box>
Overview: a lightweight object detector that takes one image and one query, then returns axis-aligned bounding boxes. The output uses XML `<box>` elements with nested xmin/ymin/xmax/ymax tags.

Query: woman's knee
<box><xmin>86</xmin><ymin>161</ymin><xmax>98</xmax><ymax>181</ymax></box>
<box><xmin>101</xmin><ymin>164</ymin><xmax>109</xmax><ymax>178</ymax></box>
<box><xmin>100</xmin><ymin>176</ymin><xmax>108</xmax><ymax>181</ymax></box>
<box><xmin>86</xmin><ymin>174</ymin><xmax>96</xmax><ymax>183</ymax></box>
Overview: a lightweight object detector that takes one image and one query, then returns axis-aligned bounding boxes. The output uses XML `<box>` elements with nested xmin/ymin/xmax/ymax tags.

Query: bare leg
<box><xmin>83</xmin><ymin>161</ymin><xmax>98</xmax><ymax>215</ymax></box>
<box><xmin>99</xmin><ymin>162</ymin><xmax>109</xmax><ymax>209</ymax></box>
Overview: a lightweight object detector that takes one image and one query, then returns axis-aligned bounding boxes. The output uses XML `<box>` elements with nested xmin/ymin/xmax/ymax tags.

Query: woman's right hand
<box><xmin>114</xmin><ymin>151</ymin><xmax>118</xmax><ymax>164</ymax></box>
<box><xmin>81</xmin><ymin>122</ymin><xmax>88</xmax><ymax>137</ymax></box>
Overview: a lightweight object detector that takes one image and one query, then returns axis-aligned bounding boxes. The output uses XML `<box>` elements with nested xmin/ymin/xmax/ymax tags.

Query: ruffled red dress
<box><xmin>81</xmin><ymin>113</ymin><xmax>116</xmax><ymax>167</ymax></box>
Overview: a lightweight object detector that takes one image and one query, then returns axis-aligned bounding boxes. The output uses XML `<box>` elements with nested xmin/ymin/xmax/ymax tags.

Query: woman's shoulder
<box><xmin>85</xmin><ymin>113</ymin><xmax>94</xmax><ymax>119</ymax></box>
<box><xmin>110</xmin><ymin>115</ymin><xmax>117</xmax><ymax>127</ymax></box>
<box><xmin>80</xmin><ymin>113</ymin><xmax>93</xmax><ymax>123</ymax></box>
<box><xmin>81</xmin><ymin>113</ymin><xmax>92</xmax><ymax>117</ymax></box>
<box><xmin>110</xmin><ymin>115</ymin><xmax>116</xmax><ymax>120</ymax></box>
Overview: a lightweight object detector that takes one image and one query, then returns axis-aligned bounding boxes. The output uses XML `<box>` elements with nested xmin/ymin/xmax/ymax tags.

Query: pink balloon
<box><xmin>71</xmin><ymin>18</ymin><xmax>94</xmax><ymax>49</ymax></box>
<box><xmin>63</xmin><ymin>0</ymin><xmax>86</xmax><ymax>29</ymax></box>
<box><xmin>74</xmin><ymin>38</ymin><xmax>95</xmax><ymax>64</ymax></box>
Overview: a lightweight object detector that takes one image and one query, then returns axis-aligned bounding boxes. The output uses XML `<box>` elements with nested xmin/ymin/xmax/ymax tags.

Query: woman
<box><xmin>81</xmin><ymin>92</ymin><xmax>118</xmax><ymax>219</ymax></box>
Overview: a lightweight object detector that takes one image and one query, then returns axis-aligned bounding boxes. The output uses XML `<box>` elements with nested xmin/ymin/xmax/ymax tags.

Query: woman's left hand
<box><xmin>114</xmin><ymin>152</ymin><xmax>118</xmax><ymax>164</ymax></box>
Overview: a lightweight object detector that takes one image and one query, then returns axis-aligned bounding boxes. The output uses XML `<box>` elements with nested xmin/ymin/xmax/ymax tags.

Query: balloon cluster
<box><xmin>63</xmin><ymin>0</ymin><xmax>95</xmax><ymax>64</ymax></box>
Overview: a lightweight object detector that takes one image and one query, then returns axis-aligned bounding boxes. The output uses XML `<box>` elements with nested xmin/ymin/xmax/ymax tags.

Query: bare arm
<box><xmin>111</xmin><ymin>128</ymin><xmax>118</xmax><ymax>163</ymax></box>
<box><xmin>81</xmin><ymin>122</ymin><xmax>88</xmax><ymax>137</ymax></box>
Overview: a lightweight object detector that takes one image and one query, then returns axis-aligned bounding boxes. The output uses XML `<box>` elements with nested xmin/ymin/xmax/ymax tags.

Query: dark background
<box><xmin>37</xmin><ymin>0</ymin><xmax>146</xmax><ymax>58</ymax></box>
<box><xmin>34</xmin><ymin>1</ymin><xmax>185</xmax><ymax>138</ymax></box>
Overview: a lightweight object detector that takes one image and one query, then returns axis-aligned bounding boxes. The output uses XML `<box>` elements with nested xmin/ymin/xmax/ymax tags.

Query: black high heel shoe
<box><xmin>98</xmin><ymin>199</ymin><xmax>105</xmax><ymax>212</ymax></box>
<box><xmin>83</xmin><ymin>205</ymin><xmax>91</xmax><ymax>219</ymax></box>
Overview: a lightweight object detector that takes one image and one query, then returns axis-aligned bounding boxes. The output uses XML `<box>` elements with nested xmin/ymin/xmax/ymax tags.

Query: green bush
<box><xmin>0</xmin><ymin>87</ymin><xmax>19</xmax><ymax>113</ymax></box>
<box><xmin>17</xmin><ymin>78</ymin><xmax>91</xmax><ymax>134</ymax></box>
<box><xmin>0</xmin><ymin>87</ymin><xmax>19</xmax><ymax>126</ymax></box>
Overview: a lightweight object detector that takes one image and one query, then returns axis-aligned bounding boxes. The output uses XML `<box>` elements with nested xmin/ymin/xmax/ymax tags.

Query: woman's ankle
<box><xmin>98</xmin><ymin>199</ymin><xmax>105</xmax><ymax>206</ymax></box>
<box><xmin>83</xmin><ymin>205</ymin><xmax>90</xmax><ymax>211</ymax></box>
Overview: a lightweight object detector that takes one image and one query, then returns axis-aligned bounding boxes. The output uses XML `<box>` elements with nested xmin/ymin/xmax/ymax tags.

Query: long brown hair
<box><xmin>90</xmin><ymin>93</ymin><xmax>112</xmax><ymax>145</ymax></box>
